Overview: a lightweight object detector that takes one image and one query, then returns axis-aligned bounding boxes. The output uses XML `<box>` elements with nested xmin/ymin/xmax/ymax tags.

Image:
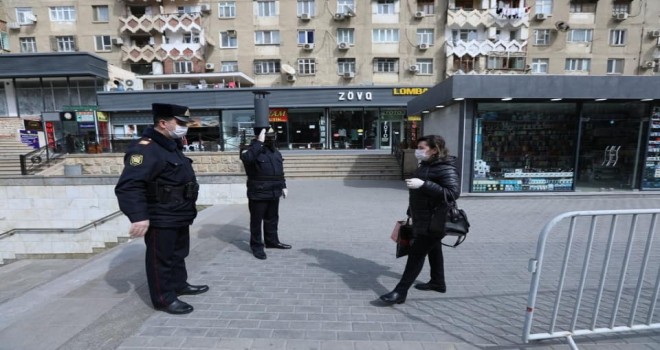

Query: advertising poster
<box><xmin>19</xmin><ymin>130</ymin><xmax>40</xmax><ymax>149</ymax></box>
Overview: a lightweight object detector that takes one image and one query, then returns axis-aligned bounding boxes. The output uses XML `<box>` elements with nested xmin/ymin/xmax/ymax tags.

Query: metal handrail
<box><xmin>0</xmin><ymin>210</ymin><xmax>124</xmax><ymax>241</ymax></box>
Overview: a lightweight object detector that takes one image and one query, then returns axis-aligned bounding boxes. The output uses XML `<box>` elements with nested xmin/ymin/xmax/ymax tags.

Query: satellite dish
<box><xmin>555</xmin><ymin>21</ymin><xmax>570</xmax><ymax>32</ymax></box>
<box><xmin>281</xmin><ymin>64</ymin><xmax>296</xmax><ymax>75</ymax></box>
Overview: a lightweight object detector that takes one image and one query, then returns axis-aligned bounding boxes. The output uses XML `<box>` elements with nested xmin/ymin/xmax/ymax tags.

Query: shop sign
<box><xmin>392</xmin><ymin>88</ymin><xmax>428</xmax><ymax>96</ymax></box>
<box><xmin>338</xmin><ymin>91</ymin><xmax>372</xmax><ymax>101</ymax></box>
<box><xmin>269</xmin><ymin>108</ymin><xmax>288</xmax><ymax>122</ymax></box>
<box><xmin>97</xmin><ymin>111</ymin><xmax>108</xmax><ymax>122</ymax></box>
<box><xmin>23</xmin><ymin>119</ymin><xmax>42</xmax><ymax>131</ymax></box>
<box><xmin>19</xmin><ymin>130</ymin><xmax>40</xmax><ymax>149</ymax></box>
<box><xmin>59</xmin><ymin>111</ymin><xmax>76</xmax><ymax>121</ymax></box>
<box><xmin>76</xmin><ymin>111</ymin><xmax>95</xmax><ymax>123</ymax></box>
<box><xmin>62</xmin><ymin>105</ymin><xmax>98</xmax><ymax>111</ymax></box>
<box><xmin>407</xmin><ymin>115</ymin><xmax>422</xmax><ymax>121</ymax></box>
<box><xmin>45</xmin><ymin>121</ymin><xmax>56</xmax><ymax>149</ymax></box>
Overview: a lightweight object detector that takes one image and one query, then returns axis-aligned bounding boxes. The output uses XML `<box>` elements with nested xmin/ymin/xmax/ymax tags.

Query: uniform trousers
<box><xmin>144</xmin><ymin>226</ymin><xmax>190</xmax><ymax>308</ymax></box>
<box><xmin>248</xmin><ymin>198</ymin><xmax>280</xmax><ymax>251</ymax></box>
<box><xmin>394</xmin><ymin>234</ymin><xmax>445</xmax><ymax>293</ymax></box>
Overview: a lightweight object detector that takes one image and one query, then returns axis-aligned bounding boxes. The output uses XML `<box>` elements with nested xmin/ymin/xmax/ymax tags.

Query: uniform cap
<box><xmin>152</xmin><ymin>103</ymin><xmax>191</xmax><ymax>123</ymax></box>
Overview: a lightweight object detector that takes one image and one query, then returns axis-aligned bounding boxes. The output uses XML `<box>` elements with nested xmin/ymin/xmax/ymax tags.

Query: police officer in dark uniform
<box><xmin>115</xmin><ymin>103</ymin><xmax>208</xmax><ymax>315</ymax></box>
<box><xmin>240</xmin><ymin>127</ymin><xmax>291</xmax><ymax>260</ymax></box>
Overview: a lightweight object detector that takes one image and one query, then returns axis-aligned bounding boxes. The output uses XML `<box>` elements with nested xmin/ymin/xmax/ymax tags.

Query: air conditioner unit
<box><xmin>300</xmin><ymin>13</ymin><xmax>311</xmax><ymax>21</ymax></box>
<box><xmin>418</xmin><ymin>43</ymin><xmax>429</xmax><ymax>50</ymax></box>
<box><xmin>345</xmin><ymin>8</ymin><xmax>356</xmax><ymax>17</ymax></box>
<box><xmin>642</xmin><ymin>61</ymin><xmax>656</xmax><ymax>69</ymax></box>
<box><xmin>205</xmin><ymin>63</ymin><xmax>215</xmax><ymax>70</ymax></box>
<box><xmin>333</xmin><ymin>13</ymin><xmax>345</xmax><ymax>21</ymax></box>
<box><xmin>337</xmin><ymin>42</ymin><xmax>349</xmax><ymax>50</ymax></box>
<box><xmin>343</xmin><ymin>71</ymin><xmax>355</xmax><ymax>79</ymax></box>
<box><xmin>286</xmin><ymin>74</ymin><xmax>296</xmax><ymax>82</ymax></box>
<box><xmin>226</xmin><ymin>30</ymin><xmax>237</xmax><ymax>37</ymax></box>
<box><xmin>414</xmin><ymin>11</ymin><xmax>425</xmax><ymax>19</ymax></box>
<box><xmin>535</xmin><ymin>13</ymin><xmax>547</xmax><ymax>21</ymax></box>
<box><xmin>303</xmin><ymin>43</ymin><xmax>314</xmax><ymax>50</ymax></box>
<box><xmin>649</xmin><ymin>30</ymin><xmax>660</xmax><ymax>38</ymax></box>
<box><xmin>124</xmin><ymin>79</ymin><xmax>143</xmax><ymax>91</ymax></box>
<box><xmin>8</xmin><ymin>22</ymin><xmax>20</xmax><ymax>30</ymax></box>
<box><xmin>112</xmin><ymin>38</ymin><xmax>123</xmax><ymax>46</ymax></box>
<box><xmin>409</xmin><ymin>65</ymin><xmax>419</xmax><ymax>73</ymax></box>
<box><xmin>614</xmin><ymin>12</ymin><xmax>628</xmax><ymax>21</ymax></box>
<box><xmin>200</xmin><ymin>4</ymin><xmax>211</xmax><ymax>13</ymax></box>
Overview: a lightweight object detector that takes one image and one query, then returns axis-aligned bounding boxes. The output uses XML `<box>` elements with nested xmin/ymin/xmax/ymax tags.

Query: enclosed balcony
<box><xmin>446</xmin><ymin>39</ymin><xmax>527</xmax><ymax>58</ymax></box>
<box><xmin>447</xmin><ymin>8</ymin><xmax>529</xmax><ymax>28</ymax></box>
<box><xmin>120</xmin><ymin>13</ymin><xmax>202</xmax><ymax>34</ymax></box>
<box><xmin>122</xmin><ymin>44</ymin><xmax>204</xmax><ymax>63</ymax></box>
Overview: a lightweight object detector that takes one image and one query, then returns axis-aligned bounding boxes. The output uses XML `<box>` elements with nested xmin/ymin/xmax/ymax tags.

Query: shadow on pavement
<box><xmin>341</xmin><ymin>179</ymin><xmax>408</xmax><ymax>190</ymax></box>
<box><xmin>103</xmin><ymin>243</ymin><xmax>151</xmax><ymax>306</ymax></box>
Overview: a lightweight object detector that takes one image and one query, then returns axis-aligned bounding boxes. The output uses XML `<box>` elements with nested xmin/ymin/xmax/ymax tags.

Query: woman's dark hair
<box><xmin>417</xmin><ymin>135</ymin><xmax>449</xmax><ymax>161</ymax></box>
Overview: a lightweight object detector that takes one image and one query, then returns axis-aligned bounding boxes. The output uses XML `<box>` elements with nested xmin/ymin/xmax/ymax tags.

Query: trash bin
<box><xmin>64</xmin><ymin>164</ymin><xmax>83</xmax><ymax>176</ymax></box>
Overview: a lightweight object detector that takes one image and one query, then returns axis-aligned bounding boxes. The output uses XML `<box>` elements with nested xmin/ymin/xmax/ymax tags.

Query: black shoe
<box><xmin>379</xmin><ymin>291</ymin><xmax>407</xmax><ymax>305</ymax></box>
<box><xmin>265</xmin><ymin>242</ymin><xmax>292</xmax><ymax>249</ymax></box>
<box><xmin>177</xmin><ymin>284</ymin><xmax>209</xmax><ymax>296</ymax></box>
<box><xmin>414</xmin><ymin>282</ymin><xmax>447</xmax><ymax>293</ymax></box>
<box><xmin>253</xmin><ymin>250</ymin><xmax>267</xmax><ymax>260</ymax></box>
<box><xmin>156</xmin><ymin>299</ymin><xmax>193</xmax><ymax>315</ymax></box>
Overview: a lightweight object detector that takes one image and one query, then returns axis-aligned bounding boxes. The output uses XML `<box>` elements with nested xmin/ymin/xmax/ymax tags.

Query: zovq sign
<box><xmin>337</xmin><ymin>91</ymin><xmax>373</xmax><ymax>101</ymax></box>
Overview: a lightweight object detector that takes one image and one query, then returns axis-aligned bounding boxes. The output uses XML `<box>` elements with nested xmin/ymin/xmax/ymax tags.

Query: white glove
<box><xmin>257</xmin><ymin>128</ymin><xmax>266</xmax><ymax>142</ymax></box>
<box><xmin>282</xmin><ymin>188</ymin><xmax>288</xmax><ymax>198</ymax></box>
<box><xmin>405</xmin><ymin>178</ymin><xmax>424</xmax><ymax>189</ymax></box>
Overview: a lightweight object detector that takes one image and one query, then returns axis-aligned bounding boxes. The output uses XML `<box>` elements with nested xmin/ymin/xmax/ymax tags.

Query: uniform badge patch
<box><xmin>129</xmin><ymin>154</ymin><xmax>144</xmax><ymax>166</ymax></box>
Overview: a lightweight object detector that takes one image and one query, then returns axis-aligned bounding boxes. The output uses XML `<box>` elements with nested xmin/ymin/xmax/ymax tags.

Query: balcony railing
<box><xmin>447</xmin><ymin>8</ymin><xmax>529</xmax><ymax>28</ymax></box>
<box><xmin>119</xmin><ymin>13</ymin><xmax>202</xmax><ymax>34</ymax></box>
<box><xmin>122</xmin><ymin>43</ymin><xmax>204</xmax><ymax>63</ymax></box>
<box><xmin>446</xmin><ymin>39</ymin><xmax>527</xmax><ymax>58</ymax></box>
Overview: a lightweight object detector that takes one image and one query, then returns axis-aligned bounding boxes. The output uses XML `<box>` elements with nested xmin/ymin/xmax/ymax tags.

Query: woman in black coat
<box><xmin>380</xmin><ymin>134</ymin><xmax>460</xmax><ymax>305</ymax></box>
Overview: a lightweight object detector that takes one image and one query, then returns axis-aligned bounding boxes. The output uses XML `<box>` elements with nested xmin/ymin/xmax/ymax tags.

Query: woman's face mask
<box><xmin>414</xmin><ymin>149</ymin><xmax>430</xmax><ymax>161</ymax></box>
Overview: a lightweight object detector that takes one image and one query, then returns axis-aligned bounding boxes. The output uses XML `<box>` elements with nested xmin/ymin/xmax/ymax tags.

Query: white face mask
<box><xmin>415</xmin><ymin>149</ymin><xmax>430</xmax><ymax>161</ymax></box>
<box><xmin>167</xmin><ymin>124</ymin><xmax>188</xmax><ymax>139</ymax></box>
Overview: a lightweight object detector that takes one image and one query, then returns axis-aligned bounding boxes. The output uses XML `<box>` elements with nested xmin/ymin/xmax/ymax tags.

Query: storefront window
<box><xmin>643</xmin><ymin>106</ymin><xmax>660</xmax><ymax>190</ymax></box>
<box><xmin>288</xmin><ymin>108</ymin><xmax>324</xmax><ymax>149</ymax></box>
<box><xmin>473</xmin><ymin>102</ymin><xmax>578</xmax><ymax>192</ymax></box>
<box><xmin>330</xmin><ymin>108</ymin><xmax>378</xmax><ymax>149</ymax></box>
<box><xmin>221</xmin><ymin>109</ymin><xmax>255</xmax><ymax>151</ymax></box>
<box><xmin>0</xmin><ymin>83</ymin><xmax>6</xmax><ymax>116</ymax></box>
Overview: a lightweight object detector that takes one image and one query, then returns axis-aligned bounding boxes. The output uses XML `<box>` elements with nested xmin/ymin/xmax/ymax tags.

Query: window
<box><xmin>254</xmin><ymin>60</ymin><xmax>280</xmax><ymax>74</ymax></box>
<box><xmin>221</xmin><ymin>31</ymin><xmax>237</xmax><ymax>48</ymax></box>
<box><xmin>569</xmin><ymin>1</ymin><xmax>596</xmax><ymax>13</ymax></box>
<box><xmin>531</xmin><ymin>58</ymin><xmax>549</xmax><ymax>74</ymax></box>
<box><xmin>612</xmin><ymin>2</ymin><xmax>630</xmax><ymax>14</ymax></box>
<box><xmin>298</xmin><ymin>30</ymin><xmax>314</xmax><ymax>45</ymax></box>
<box><xmin>565</xmin><ymin>58</ymin><xmax>590</xmax><ymax>72</ymax></box>
<box><xmin>49</xmin><ymin>6</ymin><xmax>77</xmax><ymax>22</ymax></box>
<box><xmin>94</xmin><ymin>35</ymin><xmax>112</xmax><ymax>51</ymax></box>
<box><xmin>19</xmin><ymin>37</ymin><xmax>37</xmax><ymax>52</ymax></box>
<box><xmin>536</xmin><ymin>0</ymin><xmax>553</xmax><ymax>14</ymax></box>
<box><xmin>183</xmin><ymin>32</ymin><xmax>201</xmax><ymax>44</ymax></box>
<box><xmin>452</xmin><ymin>55</ymin><xmax>475</xmax><ymax>72</ymax></box>
<box><xmin>567</xmin><ymin>29</ymin><xmax>593</xmax><ymax>43</ymax></box>
<box><xmin>417</xmin><ymin>0</ymin><xmax>435</xmax><ymax>14</ymax></box>
<box><xmin>417</xmin><ymin>29</ymin><xmax>434</xmax><ymax>45</ymax></box>
<box><xmin>297</xmin><ymin>0</ymin><xmax>315</xmax><ymax>16</ymax></box>
<box><xmin>173</xmin><ymin>61</ymin><xmax>193</xmax><ymax>73</ymax></box>
<box><xmin>257</xmin><ymin>1</ymin><xmax>277</xmax><ymax>17</ymax></box>
<box><xmin>487</xmin><ymin>56</ymin><xmax>526</xmax><ymax>70</ymax></box>
<box><xmin>221</xmin><ymin>61</ymin><xmax>238</xmax><ymax>72</ymax></box>
<box><xmin>337</xmin><ymin>28</ymin><xmax>355</xmax><ymax>44</ymax></box>
<box><xmin>53</xmin><ymin>36</ymin><xmax>76</xmax><ymax>52</ymax></box>
<box><xmin>416</xmin><ymin>59</ymin><xmax>433</xmax><ymax>74</ymax></box>
<box><xmin>372</xmin><ymin>29</ymin><xmax>399</xmax><ymax>43</ymax></box>
<box><xmin>255</xmin><ymin>31</ymin><xmax>280</xmax><ymax>45</ymax></box>
<box><xmin>609</xmin><ymin>29</ymin><xmax>626</xmax><ymax>46</ymax></box>
<box><xmin>376</xmin><ymin>0</ymin><xmax>396</xmax><ymax>15</ymax></box>
<box><xmin>177</xmin><ymin>6</ymin><xmax>196</xmax><ymax>14</ymax></box>
<box><xmin>607</xmin><ymin>59</ymin><xmax>624</xmax><ymax>74</ymax></box>
<box><xmin>154</xmin><ymin>82</ymin><xmax>179</xmax><ymax>90</ymax></box>
<box><xmin>16</xmin><ymin>8</ymin><xmax>36</xmax><ymax>24</ymax></box>
<box><xmin>454</xmin><ymin>0</ymin><xmax>474</xmax><ymax>9</ymax></box>
<box><xmin>452</xmin><ymin>29</ymin><xmax>477</xmax><ymax>42</ymax></box>
<box><xmin>92</xmin><ymin>5</ymin><xmax>109</xmax><ymax>22</ymax></box>
<box><xmin>373</xmin><ymin>58</ymin><xmax>398</xmax><ymax>73</ymax></box>
<box><xmin>219</xmin><ymin>1</ymin><xmax>236</xmax><ymax>18</ymax></box>
<box><xmin>337</xmin><ymin>0</ymin><xmax>355</xmax><ymax>14</ymax></box>
<box><xmin>337</xmin><ymin>58</ymin><xmax>356</xmax><ymax>74</ymax></box>
<box><xmin>297</xmin><ymin>58</ymin><xmax>316</xmax><ymax>75</ymax></box>
<box><xmin>534</xmin><ymin>29</ymin><xmax>551</xmax><ymax>45</ymax></box>
<box><xmin>0</xmin><ymin>32</ymin><xmax>8</xmax><ymax>51</ymax></box>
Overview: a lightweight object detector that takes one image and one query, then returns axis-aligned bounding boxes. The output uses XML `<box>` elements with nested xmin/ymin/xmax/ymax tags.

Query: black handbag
<box><xmin>395</xmin><ymin>217</ymin><xmax>414</xmax><ymax>258</ymax></box>
<box><xmin>430</xmin><ymin>191</ymin><xmax>469</xmax><ymax>248</ymax></box>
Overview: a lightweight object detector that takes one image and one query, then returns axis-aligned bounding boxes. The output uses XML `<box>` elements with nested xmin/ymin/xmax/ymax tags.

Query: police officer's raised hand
<box><xmin>129</xmin><ymin>220</ymin><xmax>150</xmax><ymax>238</ymax></box>
<box><xmin>282</xmin><ymin>188</ymin><xmax>288</xmax><ymax>199</ymax></box>
<box><xmin>257</xmin><ymin>128</ymin><xmax>266</xmax><ymax>142</ymax></box>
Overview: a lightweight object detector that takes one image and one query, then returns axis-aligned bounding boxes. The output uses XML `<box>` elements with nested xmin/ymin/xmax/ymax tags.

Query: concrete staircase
<box><xmin>0</xmin><ymin>136</ymin><xmax>35</xmax><ymax>176</ymax></box>
<box><xmin>282</xmin><ymin>152</ymin><xmax>402</xmax><ymax>180</ymax></box>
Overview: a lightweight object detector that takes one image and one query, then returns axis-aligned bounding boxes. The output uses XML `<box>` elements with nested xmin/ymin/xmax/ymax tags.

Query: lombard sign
<box><xmin>392</xmin><ymin>87</ymin><xmax>429</xmax><ymax>96</ymax></box>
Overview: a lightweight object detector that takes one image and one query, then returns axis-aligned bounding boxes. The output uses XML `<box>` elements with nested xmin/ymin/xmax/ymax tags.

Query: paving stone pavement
<box><xmin>2</xmin><ymin>180</ymin><xmax>660</xmax><ymax>350</ymax></box>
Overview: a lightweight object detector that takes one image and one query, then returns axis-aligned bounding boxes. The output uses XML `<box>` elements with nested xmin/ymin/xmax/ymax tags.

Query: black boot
<box><xmin>414</xmin><ymin>281</ymin><xmax>446</xmax><ymax>293</ymax></box>
<box><xmin>379</xmin><ymin>290</ymin><xmax>407</xmax><ymax>305</ymax></box>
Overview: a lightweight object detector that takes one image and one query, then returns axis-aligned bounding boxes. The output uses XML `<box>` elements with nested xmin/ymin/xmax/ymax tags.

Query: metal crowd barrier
<box><xmin>523</xmin><ymin>209</ymin><xmax>660</xmax><ymax>349</ymax></box>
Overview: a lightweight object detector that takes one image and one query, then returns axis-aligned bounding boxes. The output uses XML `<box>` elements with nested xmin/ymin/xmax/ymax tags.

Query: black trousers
<box><xmin>248</xmin><ymin>198</ymin><xmax>280</xmax><ymax>251</ymax></box>
<box><xmin>394</xmin><ymin>234</ymin><xmax>445</xmax><ymax>293</ymax></box>
<box><xmin>144</xmin><ymin>226</ymin><xmax>189</xmax><ymax>308</ymax></box>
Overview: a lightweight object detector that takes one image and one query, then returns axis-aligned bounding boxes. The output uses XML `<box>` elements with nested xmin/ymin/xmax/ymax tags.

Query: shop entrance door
<box><xmin>379</xmin><ymin>121</ymin><xmax>402</xmax><ymax>149</ymax></box>
<box><xmin>576</xmin><ymin>117</ymin><xmax>645</xmax><ymax>191</ymax></box>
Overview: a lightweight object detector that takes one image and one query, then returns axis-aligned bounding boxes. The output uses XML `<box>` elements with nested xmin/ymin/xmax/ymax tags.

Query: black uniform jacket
<box><xmin>408</xmin><ymin>156</ymin><xmax>461</xmax><ymax>237</ymax></box>
<box><xmin>240</xmin><ymin>139</ymin><xmax>287</xmax><ymax>200</ymax></box>
<box><xmin>115</xmin><ymin>127</ymin><xmax>198</xmax><ymax>227</ymax></box>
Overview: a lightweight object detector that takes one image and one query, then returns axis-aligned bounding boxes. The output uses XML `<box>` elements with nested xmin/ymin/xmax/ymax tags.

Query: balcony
<box><xmin>447</xmin><ymin>8</ymin><xmax>528</xmax><ymax>28</ymax></box>
<box><xmin>122</xmin><ymin>44</ymin><xmax>204</xmax><ymax>63</ymax></box>
<box><xmin>446</xmin><ymin>39</ymin><xmax>527</xmax><ymax>58</ymax></box>
<box><xmin>119</xmin><ymin>13</ymin><xmax>201</xmax><ymax>34</ymax></box>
